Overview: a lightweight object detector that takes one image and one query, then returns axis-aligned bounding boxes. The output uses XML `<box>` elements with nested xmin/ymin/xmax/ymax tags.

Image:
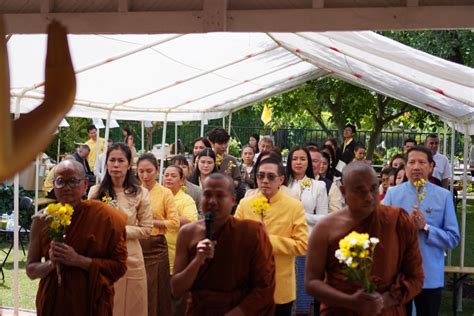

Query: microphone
<box><xmin>205</xmin><ymin>213</ymin><xmax>214</xmax><ymax>240</ymax></box>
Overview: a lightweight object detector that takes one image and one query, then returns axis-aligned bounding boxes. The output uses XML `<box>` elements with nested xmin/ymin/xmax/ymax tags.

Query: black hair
<box><xmin>404</xmin><ymin>138</ymin><xmax>417</xmax><ymax>146</ymax></box>
<box><xmin>207</xmin><ymin>127</ymin><xmax>230</xmax><ymax>144</ymax></box>
<box><xmin>320</xmin><ymin>151</ymin><xmax>334</xmax><ymax>181</ymax></box>
<box><xmin>394</xmin><ymin>165</ymin><xmax>408</xmax><ymax>184</ymax></box>
<box><xmin>137</xmin><ymin>153</ymin><xmax>158</xmax><ymax>170</ymax></box>
<box><xmin>250</xmin><ymin>134</ymin><xmax>260</xmax><ymax>153</ymax></box>
<box><xmin>380</xmin><ymin>166</ymin><xmax>394</xmax><ymax>176</ymax></box>
<box><xmin>192</xmin><ymin>137</ymin><xmax>212</xmax><ymax>161</ymax></box>
<box><xmin>286</xmin><ymin>146</ymin><xmax>314</xmax><ymax>181</ymax></box>
<box><xmin>354</xmin><ymin>142</ymin><xmax>366</xmax><ymax>152</ymax></box>
<box><xmin>344</xmin><ymin>123</ymin><xmax>356</xmax><ymax>134</ymax></box>
<box><xmin>165</xmin><ymin>165</ymin><xmax>184</xmax><ymax>180</ymax></box>
<box><xmin>79</xmin><ymin>144</ymin><xmax>90</xmax><ymax>152</ymax></box>
<box><xmin>256</xmin><ymin>157</ymin><xmax>285</xmax><ymax>177</ymax></box>
<box><xmin>91</xmin><ymin>142</ymin><xmax>141</xmax><ymax>200</ymax></box>
<box><xmin>170</xmin><ymin>155</ymin><xmax>189</xmax><ymax>167</ymax></box>
<box><xmin>87</xmin><ymin>125</ymin><xmax>97</xmax><ymax>132</ymax></box>
<box><xmin>189</xmin><ymin>148</ymin><xmax>218</xmax><ymax>185</ymax></box>
<box><xmin>406</xmin><ymin>145</ymin><xmax>434</xmax><ymax>164</ymax></box>
<box><xmin>389</xmin><ymin>154</ymin><xmax>405</xmax><ymax>168</ymax></box>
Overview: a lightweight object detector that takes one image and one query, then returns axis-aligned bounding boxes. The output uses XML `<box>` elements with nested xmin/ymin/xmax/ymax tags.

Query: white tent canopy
<box><xmin>8</xmin><ymin>31</ymin><xmax>474</xmax><ymax>129</ymax></box>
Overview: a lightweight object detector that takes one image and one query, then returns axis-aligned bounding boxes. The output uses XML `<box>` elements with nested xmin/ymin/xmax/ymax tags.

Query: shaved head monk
<box><xmin>171</xmin><ymin>173</ymin><xmax>275</xmax><ymax>315</ymax></box>
<box><xmin>305</xmin><ymin>161</ymin><xmax>424</xmax><ymax>315</ymax></box>
<box><xmin>26</xmin><ymin>160</ymin><xmax>128</xmax><ymax>316</ymax></box>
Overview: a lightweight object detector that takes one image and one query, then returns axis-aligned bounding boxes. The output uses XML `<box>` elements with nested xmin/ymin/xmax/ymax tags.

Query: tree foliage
<box><xmin>248</xmin><ymin>30</ymin><xmax>472</xmax><ymax>158</ymax></box>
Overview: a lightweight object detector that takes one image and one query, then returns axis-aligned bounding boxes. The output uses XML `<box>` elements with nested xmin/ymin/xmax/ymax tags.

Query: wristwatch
<box><xmin>423</xmin><ymin>224</ymin><xmax>430</xmax><ymax>234</ymax></box>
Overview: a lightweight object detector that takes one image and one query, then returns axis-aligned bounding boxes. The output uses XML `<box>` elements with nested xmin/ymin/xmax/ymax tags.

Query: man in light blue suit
<box><xmin>384</xmin><ymin>145</ymin><xmax>459</xmax><ymax>316</ymax></box>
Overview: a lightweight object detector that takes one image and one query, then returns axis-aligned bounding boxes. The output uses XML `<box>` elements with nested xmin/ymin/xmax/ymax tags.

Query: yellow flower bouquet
<box><xmin>335</xmin><ymin>231</ymin><xmax>379</xmax><ymax>293</ymax></box>
<box><xmin>216</xmin><ymin>154</ymin><xmax>224</xmax><ymax>168</ymax></box>
<box><xmin>102</xmin><ymin>192</ymin><xmax>118</xmax><ymax>208</ymax></box>
<box><xmin>299</xmin><ymin>177</ymin><xmax>312</xmax><ymax>191</ymax></box>
<box><xmin>413</xmin><ymin>179</ymin><xmax>427</xmax><ymax>207</ymax></box>
<box><xmin>250</xmin><ymin>194</ymin><xmax>270</xmax><ymax>221</ymax></box>
<box><xmin>34</xmin><ymin>203</ymin><xmax>74</xmax><ymax>286</ymax></box>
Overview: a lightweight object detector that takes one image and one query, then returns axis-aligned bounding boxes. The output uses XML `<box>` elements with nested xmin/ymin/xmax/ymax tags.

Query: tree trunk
<box><xmin>366</xmin><ymin>121</ymin><xmax>384</xmax><ymax>161</ymax></box>
<box><xmin>305</xmin><ymin>105</ymin><xmax>332</xmax><ymax>135</ymax></box>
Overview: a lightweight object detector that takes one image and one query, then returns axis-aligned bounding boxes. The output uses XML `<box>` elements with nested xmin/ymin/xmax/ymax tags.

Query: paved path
<box><xmin>0</xmin><ymin>308</ymin><xmax>36</xmax><ymax>315</ymax></box>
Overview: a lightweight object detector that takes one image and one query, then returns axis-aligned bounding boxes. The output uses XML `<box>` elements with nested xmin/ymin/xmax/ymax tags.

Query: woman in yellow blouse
<box><xmin>88</xmin><ymin>142</ymin><xmax>152</xmax><ymax>316</ymax></box>
<box><xmin>137</xmin><ymin>153</ymin><xmax>179</xmax><ymax>316</ymax></box>
<box><xmin>163</xmin><ymin>165</ymin><xmax>198</xmax><ymax>315</ymax></box>
<box><xmin>163</xmin><ymin>165</ymin><xmax>198</xmax><ymax>272</ymax></box>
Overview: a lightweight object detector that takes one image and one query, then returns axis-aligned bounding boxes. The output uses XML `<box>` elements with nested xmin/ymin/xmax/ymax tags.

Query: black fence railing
<box><xmin>110</xmin><ymin>124</ymin><xmax>462</xmax><ymax>157</ymax></box>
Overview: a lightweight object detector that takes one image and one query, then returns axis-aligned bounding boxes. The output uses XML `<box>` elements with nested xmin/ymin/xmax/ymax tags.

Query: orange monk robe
<box><xmin>35</xmin><ymin>200</ymin><xmax>128</xmax><ymax>316</ymax></box>
<box><xmin>321</xmin><ymin>205</ymin><xmax>424</xmax><ymax>316</ymax></box>
<box><xmin>186</xmin><ymin>217</ymin><xmax>275</xmax><ymax>316</ymax></box>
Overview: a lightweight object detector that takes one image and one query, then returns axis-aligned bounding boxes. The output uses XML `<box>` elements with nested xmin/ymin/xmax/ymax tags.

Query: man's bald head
<box><xmin>342</xmin><ymin>161</ymin><xmax>377</xmax><ymax>185</ymax></box>
<box><xmin>54</xmin><ymin>159</ymin><xmax>85</xmax><ymax>180</ymax></box>
<box><xmin>204</xmin><ymin>173</ymin><xmax>235</xmax><ymax>195</ymax></box>
<box><xmin>341</xmin><ymin>161</ymin><xmax>379</xmax><ymax>214</ymax></box>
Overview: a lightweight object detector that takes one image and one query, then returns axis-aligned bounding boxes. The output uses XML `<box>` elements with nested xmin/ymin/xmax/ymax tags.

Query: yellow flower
<box><xmin>250</xmin><ymin>194</ymin><xmax>270</xmax><ymax>220</ymax></box>
<box><xmin>299</xmin><ymin>178</ymin><xmax>312</xmax><ymax>191</ymax></box>
<box><xmin>414</xmin><ymin>178</ymin><xmax>427</xmax><ymax>204</ymax></box>
<box><xmin>335</xmin><ymin>230</ymin><xmax>379</xmax><ymax>293</ymax></box>
<box><xmin>102</xmin><ymin>192</ymin><xmax>118</xmax><ymax>208</ymax></box>
<box><xmin>216</xmin><ymin>154</ymin><xmax>224</xmax><ymax>167</ymax></box>
<box><xmin>43</xmin><ymin>203</ymin><xmax>74</xmax><ymax>241</ymax></box>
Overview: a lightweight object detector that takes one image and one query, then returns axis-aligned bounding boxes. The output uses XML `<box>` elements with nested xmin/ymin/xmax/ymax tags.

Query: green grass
<box><xmin>0</xmin><ymin>240</ymin><xmax>38</xmax><ymax>310</ymax></box>
<box><xmin>0</xmin><ymin>201</ymin><xmax>473</xmax><ymax>313</ymax></box>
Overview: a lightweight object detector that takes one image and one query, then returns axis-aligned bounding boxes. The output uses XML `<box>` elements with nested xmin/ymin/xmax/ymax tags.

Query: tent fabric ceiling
<box><xmin>8</xmin><ymin>31</ymin><xmax>474</xmax><ymax>128</ymax></box>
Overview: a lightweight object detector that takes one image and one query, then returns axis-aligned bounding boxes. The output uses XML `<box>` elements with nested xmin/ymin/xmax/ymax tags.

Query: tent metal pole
<box><xmin>460</xmin><ymin>124</ymin><xmax>468</xmax><ymax>269</ymax></box>
<box><xmin>99</xmin><ymin>111</ymin><xmax>112</xmax><ymax>183</ymax></box>
<box><xmin>12</xmin><ymin>94</ymin><xmax>24</xmax><ymax>316</ymax></box>
<box><xmin>175</xmin><ymin>122</ymin><xmax>178</xmax><ymax>155</ymax></box>
<box><xmin>34</xmin><ymin>154</ymin><xmax>40</xmax><ymax>214</ymax></box>
<box><xmin>159</xmin><ymin>113</ymin><xmax>168</xmax><ymax>184</ymax></box>
<box><xmin>57</xmin><ymin>127</ymin><xmax>61</xmax><ymax>163</ymax></box>
<box><xmin>94</xmin><ymin>123</ymin><xmax>102</xmax><ymax>178</ymax></box>
<box><xmin>443</xmin><ymin>121</ymin><xmax>447</xmax><ymax>154</ymax></box>
<box><xmin>200</xmin><ymin>115</ymin><xmax>205</xmax><ymax>137</ymax></box>
<box><xmin>227</xmin><ymin>112</ymin><xmax>233</xmax><ymax>153</ymax></box>
<box><xmin>228</xmin><ymin>112</ymin><xmax>232</xmax><ymax>134</ymax></box>
<box><xmin>456</xmin><ymin>123</ymin><xmax>469</xmax><ymax>311</ymax></box>
<box><xmin>141</xmin><ymin>121</ymin><xmax>145</xmax><ymax>152</ymax></box>
<box><xmin>222</xmin><ymin>117</ymin><xmax>225</xmax><ymax>129</ymax></box>
<box><xmin>448</xmin><ymin>122</ymin><xmax>456</xmax><ymax>265</ymax></box>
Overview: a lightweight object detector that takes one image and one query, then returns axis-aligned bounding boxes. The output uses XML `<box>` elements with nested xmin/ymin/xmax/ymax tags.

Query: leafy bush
<box><xmin>228</xmin><ymin>138</ymin><xmax>242</xmax><ymax>158</ymax></box>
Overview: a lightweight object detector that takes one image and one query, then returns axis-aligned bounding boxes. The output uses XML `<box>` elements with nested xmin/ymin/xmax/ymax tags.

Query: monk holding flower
<box><xmin>26</xmin><ymin>160</ymin><xmax>128</xmax><ymax>316</ymax></box>
<box><xmin>305</xmin><ymin>161</ymin><xmax>424</xmax><ymax>315</ymax></box>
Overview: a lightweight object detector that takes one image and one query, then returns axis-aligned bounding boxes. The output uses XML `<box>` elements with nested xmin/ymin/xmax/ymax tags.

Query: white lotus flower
<box><xmin>370</xmin><ymin>237</ymin><xmax>380</xmax><ymax>245</ymax></box>
<box><xmin>363</xmin><ymin>240</ymin><xmax>370</xmax><ymax>249</ymax></box>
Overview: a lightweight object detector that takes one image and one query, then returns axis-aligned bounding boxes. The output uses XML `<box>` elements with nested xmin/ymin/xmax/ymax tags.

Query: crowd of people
<box><xmin>27</xmin><ymin>123</ymin><xmax>461</xmax><ymax>316</ymax></box>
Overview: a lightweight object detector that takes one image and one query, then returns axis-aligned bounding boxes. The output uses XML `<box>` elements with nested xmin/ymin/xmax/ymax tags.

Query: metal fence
<box><xmin>110</xmin><ymin>124</ymin><xmax>462</xmax><ymax>157</ymax></box>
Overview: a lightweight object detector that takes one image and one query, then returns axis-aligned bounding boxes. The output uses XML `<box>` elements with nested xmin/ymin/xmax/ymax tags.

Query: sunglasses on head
<box><xmin>256</xmin><ymin>172</ymin><xmax>279</xmax><ymax>181</ymax></box>
<box><xmin>54</xmin><ymin>177</ymin><xmax>84</xmax><ymax>189</ymax></box>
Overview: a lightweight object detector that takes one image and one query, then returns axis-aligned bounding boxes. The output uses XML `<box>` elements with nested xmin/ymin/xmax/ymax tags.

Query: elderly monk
<box><xmin>171</xmin><ymin>173</ymin><xmax>275</xmax><ymax>315</ymax></box>
<box><xmin>26</xmin><ymin>160</ymin><xmax>127</xmax><ymax>316</ymax></box>
<box><xmin>305</xmin><ymin>161</ymin><xmax>424</xmax><ymax>315</ymax></box>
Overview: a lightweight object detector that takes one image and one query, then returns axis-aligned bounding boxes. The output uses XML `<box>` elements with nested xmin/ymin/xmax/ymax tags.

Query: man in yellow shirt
<box><xmin>235</xmin><ymin>157</ymin><xmax>308</xmax><ymax>315</ymax></box>
<box><xmin>85</xmin><ymin>125</ymin><xmax>105</xmax><ymax>171</ymax></box>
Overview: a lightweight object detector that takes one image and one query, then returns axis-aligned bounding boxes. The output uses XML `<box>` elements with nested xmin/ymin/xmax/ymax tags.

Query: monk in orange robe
<box><xmin>26</xmin><ymin>160</ymin><xmax>128</xmax><ymax>316</ymax></box>
<box><xmin>305</xmin><ymin>161</ymin><xmax>424</xmax><ymax>315</ymax></box>
<box><xmin>171</xmin><ymin>173</ymin><xmax>275</xmax><ymax>315</ymax></box>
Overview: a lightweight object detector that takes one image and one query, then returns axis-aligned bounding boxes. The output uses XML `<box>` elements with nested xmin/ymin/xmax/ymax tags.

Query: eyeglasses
<box><xmin>54</xmin><ymin>177</ymin><xmax>84</xmax><ymax>189</ymax></box>
<box><xmin>256</xmin><ymin>172</ymin><xmax>279</xmax><ymax>181</ymax></box>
